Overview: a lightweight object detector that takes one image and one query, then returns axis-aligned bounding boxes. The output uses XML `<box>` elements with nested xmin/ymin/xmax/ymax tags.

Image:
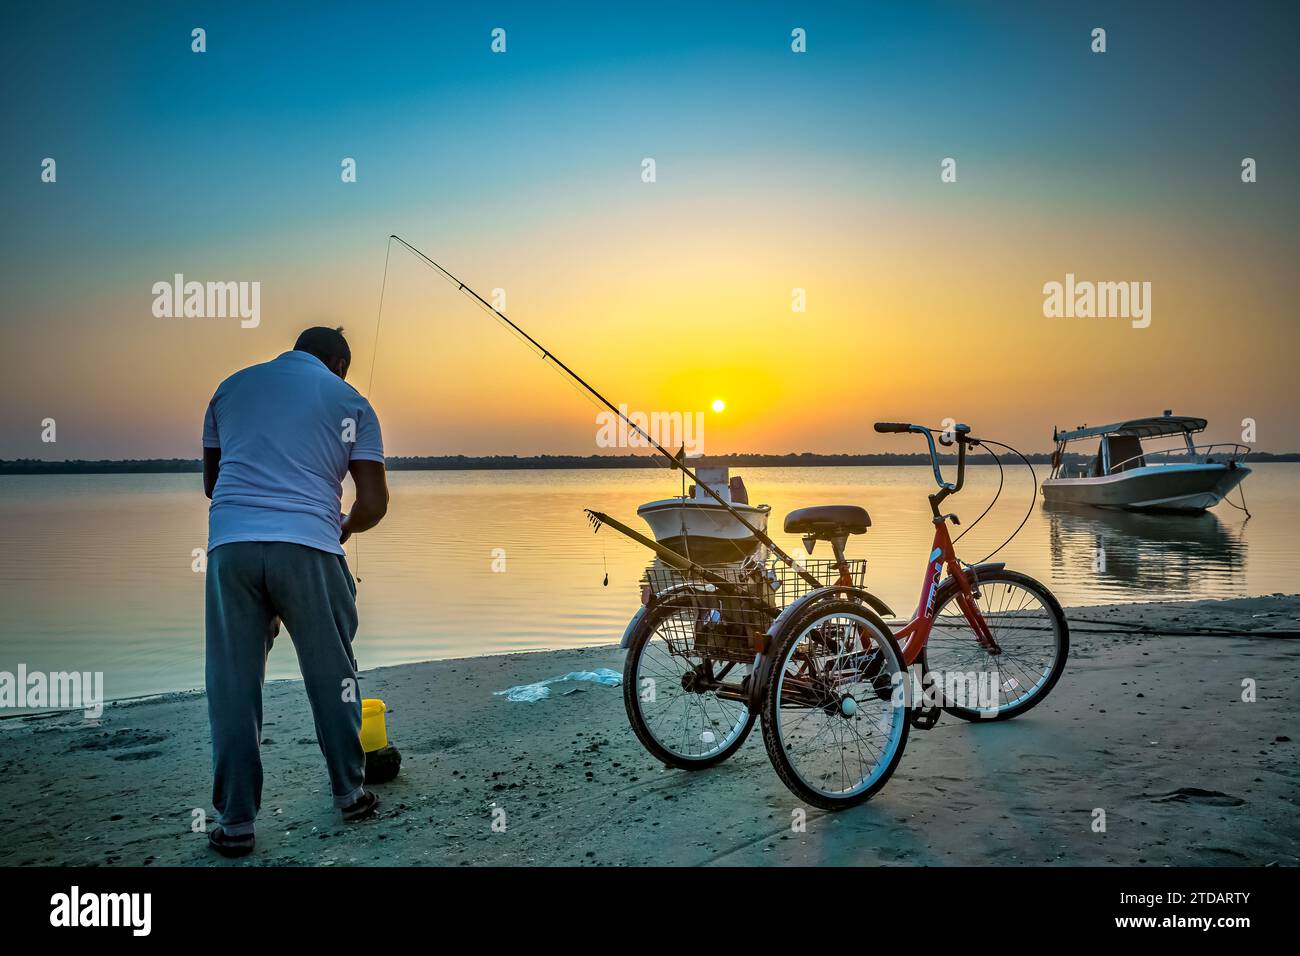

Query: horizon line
<box><xmin>3</xmin><ymin>449</ymin><xmax>1298</xmax><ymax>476</ymax></box>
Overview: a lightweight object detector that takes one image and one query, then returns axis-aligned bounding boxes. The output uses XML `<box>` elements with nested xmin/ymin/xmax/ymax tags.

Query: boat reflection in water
<box><xmin>1044</xmin><ymin>502</ymin><xmax>1246</xmax><ymax>596</ymax></box>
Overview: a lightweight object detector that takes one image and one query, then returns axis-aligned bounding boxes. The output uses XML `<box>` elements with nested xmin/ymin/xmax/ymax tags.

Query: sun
<box><xmin>711</xmin><ymin>399</ymin><xmax>726</xmax><ymax>413</ymax></box>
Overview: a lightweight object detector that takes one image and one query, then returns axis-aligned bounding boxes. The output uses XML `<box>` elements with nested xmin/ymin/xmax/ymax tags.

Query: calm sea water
<box><xmin>0</xmin><ymin>464</ymin><xmax>1290</xmax><ymax>703</ymax></box>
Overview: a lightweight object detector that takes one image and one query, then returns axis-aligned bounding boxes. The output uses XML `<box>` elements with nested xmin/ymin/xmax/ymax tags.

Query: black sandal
<box><xmin>207</xmin><ymin>826</ymin><xmax>255</xmax><ymax>858</ymax></box>
<box><xmin>342</xmin><ymin>790</ymin><xmax>379</xmax><ymax>823</ymax></box>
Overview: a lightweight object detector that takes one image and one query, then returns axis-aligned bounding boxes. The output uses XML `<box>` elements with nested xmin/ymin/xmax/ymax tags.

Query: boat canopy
<box><xmin>1054</xmin><ymin>415</ymin><xmax>1207</xmax><ymax>443</ymax></box>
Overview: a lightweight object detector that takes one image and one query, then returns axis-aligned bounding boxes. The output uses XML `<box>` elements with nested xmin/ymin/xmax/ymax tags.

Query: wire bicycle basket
<box><xmin>640</xmin><ymin>558</ymin><xmax>867</xmax><ymax>663</ymax></box>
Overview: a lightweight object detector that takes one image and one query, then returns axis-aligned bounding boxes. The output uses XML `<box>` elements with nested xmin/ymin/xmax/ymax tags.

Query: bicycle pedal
<box><xmin>910</xmin><ymin>706</ymin><xmax>942</xmax><ymax>731</ymax></box>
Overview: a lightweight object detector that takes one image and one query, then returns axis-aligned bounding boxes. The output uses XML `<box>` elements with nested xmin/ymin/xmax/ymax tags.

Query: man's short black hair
<box><xmin>294</xmin><ymin>326</ymin><xmax>351</xmax><ymax>371</ymax></box>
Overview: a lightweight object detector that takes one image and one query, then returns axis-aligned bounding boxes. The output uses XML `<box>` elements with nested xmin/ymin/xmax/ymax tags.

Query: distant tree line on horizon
<box><xmin>2</xmin><ymin>450</ymin><xmax>1298</xmax><ymax>475</ymax></box>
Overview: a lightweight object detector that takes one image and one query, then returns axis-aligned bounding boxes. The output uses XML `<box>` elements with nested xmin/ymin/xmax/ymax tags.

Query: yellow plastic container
<box><xmin>360</xmin><ymin>698</ymin><xmax>388</xmax><ymax>753</ymax></box>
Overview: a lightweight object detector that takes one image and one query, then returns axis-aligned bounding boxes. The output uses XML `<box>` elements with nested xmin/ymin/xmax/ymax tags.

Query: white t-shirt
<box><xmin>203</xmin><ymin>350</ymin><xmax>385</xmax><ymax>556</ymax></box>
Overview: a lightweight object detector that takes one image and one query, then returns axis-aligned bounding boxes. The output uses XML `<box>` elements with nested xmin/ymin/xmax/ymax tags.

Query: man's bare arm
<box><xmin>203</xmin><ymin>447</ymin><xmax>221</xmax><ymax>499</ymax></box>
<box><xmin>341</xmin><ymin>459</ymin><xmax>389</xmax><ymax>542</ymax></box>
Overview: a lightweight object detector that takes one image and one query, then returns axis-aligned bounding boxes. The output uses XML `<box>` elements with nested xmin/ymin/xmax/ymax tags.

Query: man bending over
<box><xmin>201</xmin><ymin>326</ymin><xmax>389</xmax><ymax>857</ymax></box>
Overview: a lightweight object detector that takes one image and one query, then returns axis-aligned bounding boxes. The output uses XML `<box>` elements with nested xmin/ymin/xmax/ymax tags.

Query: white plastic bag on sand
<box><xmin>494</xmin><ymin>668</ymin><xmax>622</xmax><ymax>702</ymax></box>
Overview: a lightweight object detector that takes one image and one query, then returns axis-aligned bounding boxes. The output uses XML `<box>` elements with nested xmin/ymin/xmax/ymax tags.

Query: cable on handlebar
<box><xmin>973</xmin><ymin>438</ymin><xmax>1037</xmax><ymax>563</ymax></box>
<box><xmin>953</xmin><ymin>442</ymin><xmax>1003</xmax><ymax>545</ymax></box>
<box><xmin>882</xmin><ymin>424</ymin><xmax>1034</xmax><ymax>560</ymax></box>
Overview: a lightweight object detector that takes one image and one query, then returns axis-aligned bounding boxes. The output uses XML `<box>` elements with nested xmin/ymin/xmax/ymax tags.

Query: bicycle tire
<box><xmin>623</xmin><ymin>602</ymin><xmax>758</xmax><ymax>770</ymax></box>
<box><xmin>926</xmin><ymin>569</ymin><xmax>1069</xmax><ymax>722</ymax></box>
<box><xmin>760</xmin><ymin>599</ymin><xmax>910</xmax><ymax>810</ymax></box>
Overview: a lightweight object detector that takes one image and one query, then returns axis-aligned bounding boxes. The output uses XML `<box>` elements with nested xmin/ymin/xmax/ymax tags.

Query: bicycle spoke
<box><xmin>926</xmin><ymin>579</ymin><xmax>1062</xmax><ymax>714</ymax></box>
<box><xmin>634</xmin><ymin>610</ymin><xmax>752</xmax><ymax>760</ymax></box>
<box><xmin>774</xmin><ymin>611</ymin><xmax>904</xmax><ymax>800</ymax></box>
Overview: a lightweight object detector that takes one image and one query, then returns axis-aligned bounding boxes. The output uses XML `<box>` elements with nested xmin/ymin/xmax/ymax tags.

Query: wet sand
<box><xmin>1</xmin><ymin>595</ymin><xmax>1296</xmax><ymax>867</ymax></box>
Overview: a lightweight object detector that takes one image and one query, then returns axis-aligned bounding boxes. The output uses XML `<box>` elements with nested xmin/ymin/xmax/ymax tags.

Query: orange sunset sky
<box><xmin>3</xmin><ymin>2</ymin><xmax>1297</xmax><ymax>459</ymax></box>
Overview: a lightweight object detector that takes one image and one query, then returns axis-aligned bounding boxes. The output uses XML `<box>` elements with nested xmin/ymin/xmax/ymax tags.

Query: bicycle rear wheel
<box><xmin>924</xmin><ymin>569</ymin><xmax>1068</xmax><ymax>721</ymax></box>
<box><xmin>761</xmin><ymin>600</ymin><xmax>909</xmax><ymax>810</ymax></box>
<box><xmin>623</xmin><ymin>602</ymin><xmax>757</xmax><ymax>769</ymax></box>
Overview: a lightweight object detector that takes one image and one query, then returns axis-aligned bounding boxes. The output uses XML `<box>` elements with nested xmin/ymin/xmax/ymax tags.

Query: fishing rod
<box><xmin>385</xmin><ymin>234</ymin><xmax>822</xmax><ymax>588</ymax></box>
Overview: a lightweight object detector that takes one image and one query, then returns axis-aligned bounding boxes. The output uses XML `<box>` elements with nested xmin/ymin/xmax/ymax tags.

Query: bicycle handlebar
<box><xmin>873</xmin><ymin>421</ymin><xmax>973</xmax><ymax>509</ymax></box>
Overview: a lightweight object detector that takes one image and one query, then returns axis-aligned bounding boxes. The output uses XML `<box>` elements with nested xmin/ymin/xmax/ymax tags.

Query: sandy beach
<box><xmin>1</xmin><ymin>595</ymin><xmax>1296</xmax><ymax>868</ymax></box>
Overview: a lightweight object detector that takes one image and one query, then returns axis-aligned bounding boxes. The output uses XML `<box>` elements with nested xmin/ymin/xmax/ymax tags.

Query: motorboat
<box><xmin>637</xmin><ymin>466</ymin><xmax>771</xmax><ymax>561</ymax></box>
<box><xmin>1041</xmin><ymin>412</ymin><xmax>1250</xmax><ymax>513</ymax></box>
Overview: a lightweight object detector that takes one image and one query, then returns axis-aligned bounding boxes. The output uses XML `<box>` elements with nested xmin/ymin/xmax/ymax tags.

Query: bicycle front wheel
<box><xmin>924</xmin><ymin>569</ymin><xmax>1069</xmax><ymax>721</ymax></box>
<box><xmin>761</xmin><ymin>600</ymin><xmax>910</xmax><ymax>810</ymax></box>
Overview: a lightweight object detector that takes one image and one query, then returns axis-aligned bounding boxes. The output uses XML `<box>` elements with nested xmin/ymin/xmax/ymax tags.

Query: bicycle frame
<box><xmin>635</xmin><ymin>422</ymin><xmax>1006</xmax><ymax>714</ymax></box>
<box><xmin>892</xmin><ymin>516</ymin><xmax>1001</xmax><ymax>665</ymax></box>
<box><xmin>870</xmin><ymin>422</ymin><xmax>1002</xmax><ymax>665</ymax></box>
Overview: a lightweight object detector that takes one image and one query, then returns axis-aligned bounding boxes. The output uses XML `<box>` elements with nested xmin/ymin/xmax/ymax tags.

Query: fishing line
<box><xmin>366</xmin><ymin>239</ymin><xmax>393</xmax><ymax>397</ymax></box>
<box><xmin>361</xmin><ymin>234</ymin><xmax>606</xmax><ymax>580</ymax></box>
<box><xmin>383</xmin><ymin>234</ymin><xmax>821</xmax><ymax>587</ymax></box>
<box><xmin>364</xmin><ymin>234</ymin><xmax>722</xmax><ymax>590</ymax></box>
<box><xmin>352</xmin><ymin>238</ymin><xmax>396</xmax><ymax>584</ymax></box>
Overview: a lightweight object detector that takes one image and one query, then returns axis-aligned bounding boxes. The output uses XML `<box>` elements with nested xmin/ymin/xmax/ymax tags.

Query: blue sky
<box><xmin>2</xmin><ymin>1</ymin><xmax>1297</xmax><ymax>456</ymax></box>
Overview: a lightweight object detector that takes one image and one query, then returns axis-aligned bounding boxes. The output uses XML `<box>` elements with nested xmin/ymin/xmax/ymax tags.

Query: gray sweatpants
<box><xmin>205</xmin><ymin>541</ymin><xmax>366</xmax><ymax>836</ymax></box>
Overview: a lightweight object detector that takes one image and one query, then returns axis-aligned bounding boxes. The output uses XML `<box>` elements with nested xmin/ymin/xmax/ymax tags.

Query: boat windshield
<box><xmin>1053</xmin><ymin>435</ymin><xmax>1249</xmax><ymax>479</ymax></box>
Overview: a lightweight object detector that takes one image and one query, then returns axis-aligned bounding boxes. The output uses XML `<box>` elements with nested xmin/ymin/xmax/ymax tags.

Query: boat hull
<box><xmin>636</xmin><ymin>499</ymin><xmax>771</xmax><ymax>560</ymax></box>
<box><xmin>1042</xmin><ymin>463</ymin><xmax>1249</xmax><ymax>513</ymax></box>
